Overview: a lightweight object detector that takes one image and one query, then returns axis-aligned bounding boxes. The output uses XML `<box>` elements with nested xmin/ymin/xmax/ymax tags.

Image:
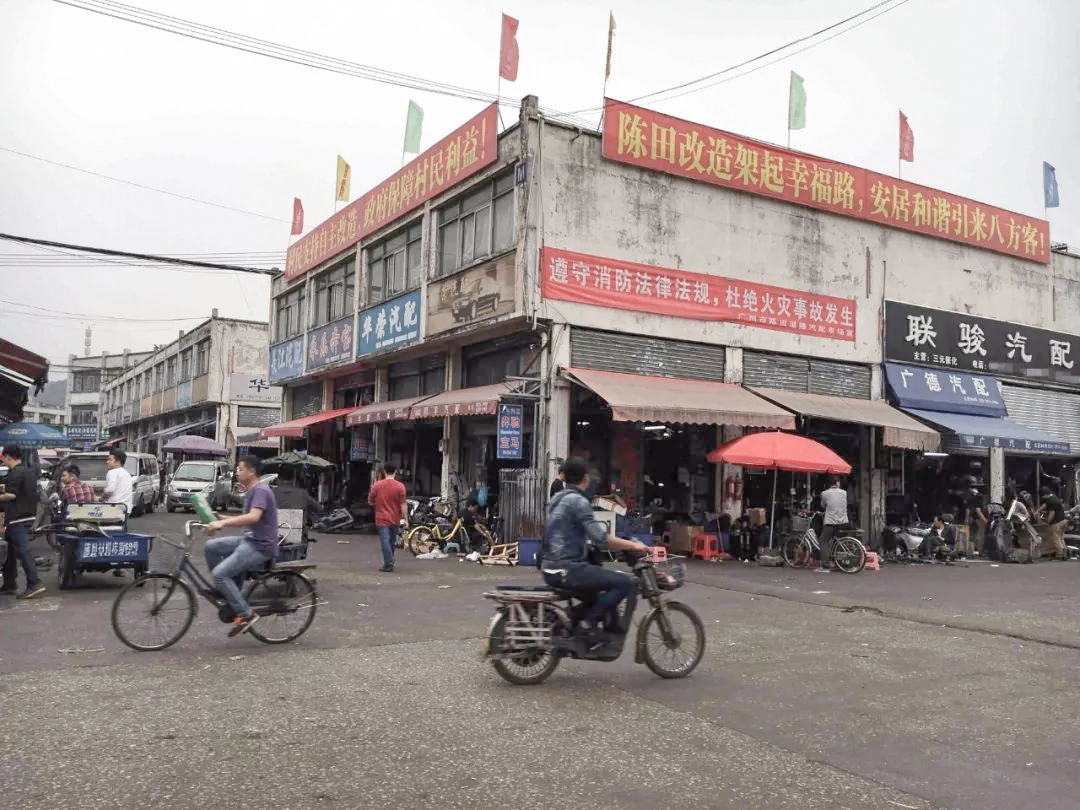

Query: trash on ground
<box><xmin>57</xmin><ymin>647</ymin><xmax>104</xmax><ymax>654</ymax></box>
<box><xmin>437</xmin><ymin>585</ymin><xmax>453</xmax><ymax>589</ymax></box>
<box><xmin>336</xmin><ymin>540</ymin><xmax>351</xmax><ymax>544</ymax></box>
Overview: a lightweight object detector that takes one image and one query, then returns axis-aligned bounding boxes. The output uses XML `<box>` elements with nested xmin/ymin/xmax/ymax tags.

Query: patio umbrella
<box><xmin>163</xmin><ymin>434</ymin><xmax>228</xmax><ymax>456</ymax></box>
<box><xmin>262</xmin><ymin>450</ymin><xmax>333</xmax><ymax>471</ymax></box>
<box><xmin>0</xmin><ymin>421</ymin><xmax>72</xmax><ymax>448</ymax></box>
<box><xmin>708</xmin><ymin>432</ymin><xmax>852</xmax><ymax>547</ymax></box>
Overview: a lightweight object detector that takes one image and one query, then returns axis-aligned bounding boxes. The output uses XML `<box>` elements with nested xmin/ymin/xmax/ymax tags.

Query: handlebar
<box><xmin>185</xmin><ymin>520</ymin><xmax>207</xmax><ymax>538</ymax></box>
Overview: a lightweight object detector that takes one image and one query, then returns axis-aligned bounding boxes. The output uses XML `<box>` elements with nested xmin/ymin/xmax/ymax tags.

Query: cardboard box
<box><xmin>592</xmin><ymin>496</ymin><xmax>627</xmax><ymax>516</ymax></box>
<box><xmin>747</xmin><ymin>507</ymin><xmax>767</xmax><ymax>526</ymax></box>
<box><xmin>667</xmin><ymin>524</ymin><xmax>696</xmax><ymax>554</ymax></box>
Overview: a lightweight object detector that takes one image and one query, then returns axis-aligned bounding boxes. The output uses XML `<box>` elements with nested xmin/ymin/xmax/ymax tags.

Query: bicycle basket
<box><xmin>655</xmin><ymin>559</ymin><xmax>686</xmax><ymax>591</ymax></box>
<box><xmin>148</xmin><ymin>535</ymin><xmax>187</xmax><ymax>574</ymax></box>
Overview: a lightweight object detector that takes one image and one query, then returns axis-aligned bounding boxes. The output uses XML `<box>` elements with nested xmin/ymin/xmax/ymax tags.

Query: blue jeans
<box><xmin>1</xmin><ymin>522</ymin><xmax>39</xmax><ymax>590</ymax></box>
<box><xmin>377</xmin><ymin>526</ymin><xmax>397</xmax><ymax>569</ymax></box>
<box><xmin>204</xmin><ymin>535</ymin><xmax>271</xmax><ymax>617</ymax></box>
<box><xmin>544</xmin><ymin>562</ymin><xmax>633</xmax><ymax>626</ymax></box>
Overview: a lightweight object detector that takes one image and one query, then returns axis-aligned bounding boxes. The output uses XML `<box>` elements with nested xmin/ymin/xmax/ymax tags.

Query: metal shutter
<box><xmin>290</xmin><ymin>382</ymin><xmax>324</xmax><ymax>419</ymax></box>
<box><xmin>1001</xmin><ymin>384</ymin><xmax>1080</xmax><ymax>453</ymax></box>
<box><xmin>742</xmin><ymin>351</ymin><xmax>808</xmax><ymax>392</ymax></box>
<box><xmin>809</xmin><ymin>359</ymin><xmax>871</xmax><ymax>398</ymax></box>
<box><xmin>570</xmin><ymin>328</ymin><xmax>725</xmax><ymax>381</ymax></box>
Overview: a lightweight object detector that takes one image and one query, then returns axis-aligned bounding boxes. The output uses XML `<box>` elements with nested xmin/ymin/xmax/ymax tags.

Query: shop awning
<box><xmin>564</xmin><ymin>367</ymin><xmax>795</xmax><ymax>428</ymax></box>
<box><xmin>260</xmin><ymin>407</ymin><xmax>356</xmax><ymax>439</ymax></box>
<box><xmin>346</xmin><ymin>396</ymin><xmax>434</xmax><ymax>426</ymax></box>
<box><xmin>233</xmin><ymin>430</ymin><xmax>280</xmax><ymax>449</ymax></box>
<box><xmin>749</xmin><ymin>386</ymin><xmax>941</xmax><ymax>451</ymax></box>
<box><xmin>0</xmin><ymin>339</ymin><xmax>48</xmax><ymax>387</ymax></box>
<box><xmin>150</xmin><ymin>420</ymin><xmax>204</xmax><ymax>440</ymax></box>
<box><xmin>97</xmin><ymin>436</ymin><xmax>126</xmax><ymax>449</ymax></box>
<box><xmin>902</xmin><ymin>408</ymin><xmax>1071</xmax><ymax>456</ymax></box>
<box><xmin>409</xmin><ymin>383</ymin><xmax>514</xmax><ymax>419</ymax></box>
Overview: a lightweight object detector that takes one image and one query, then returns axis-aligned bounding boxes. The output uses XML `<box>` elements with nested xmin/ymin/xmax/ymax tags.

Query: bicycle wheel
<box><xmin>406</xmin><ymin>526</ymin><xmax>438</xmax><ymax>556</ymax></box>
<box><xmin>243</xmin><ymin>571</ymin><xmax>317</xmax><ymax>644</ymax></box>
<box><xmin>488</xmin><ymin>611</ymin><xmax>560</xmax><ymax>686</ymax></box>
<box><xmin>111</xmin><ymin>574</ymin><xmax>196</xmax><ymax>651</ymax></box>
<box><xmin>782</xmin><ymin>537</ymin><xmax>812</xmax><ymax>568</ymax></box>
<box><xmin>833</xmin><ymin>536</ymin><xmax>867</xmax><ymax>574</ymax></box>
<box><xmin>640</xmin><ymin>601</ymin><xmax>706</xmax><ymax>679</ymax></box>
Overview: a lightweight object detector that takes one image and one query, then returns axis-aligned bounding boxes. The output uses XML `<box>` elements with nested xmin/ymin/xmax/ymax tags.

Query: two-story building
<box><xmin>261</xmin><ymin>95</ymin><xmax>1080</xmax><ymax>538</ymax></box>
<box><xmin>102</xmin><ymin>313</ymin><xmax>281</xmax><ymax>460</ymax></box>
<box><xmin>64</xmin><ymin>351</ymin><xmax>153</xmax><ymax>448</ymax></box>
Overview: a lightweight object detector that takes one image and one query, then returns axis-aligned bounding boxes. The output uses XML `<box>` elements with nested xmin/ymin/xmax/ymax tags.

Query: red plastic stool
<box><xmin>691</xmin><ymin>533</ymin><xmax>720</xmax><ymax>561</ymax></box>
<box><xmin>648</xmin><ymin>545</ymin><xmax>668</xmax><ymax>563</ymax></box>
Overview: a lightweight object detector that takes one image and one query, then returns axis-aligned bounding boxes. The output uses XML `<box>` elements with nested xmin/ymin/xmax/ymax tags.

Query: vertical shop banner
<box><xmin>602</xmin><ymin>99</ymin><xmax>1049</xmax><ymax>264</ymax></box>
<box><xmin>496</xmin><ymin>402</ymin><xmax>523</xmax><ymax>460</ymax></box>
<box><xmin>269</xmin><ymin>337</ymin><xmax>306</xmax><ymax>384</ymax></box>
<box><xmin>356</xmin><ymin>290</ymin><xmax>422</xmax><ymax>357</ymax></box>
<box><xmin>350</xmin><ymin>429</ymin><xmax>371</xmax><ymax>461</ymax></box>
<box><xmin>427</xmin><ymin>254</ymin><xmax>516</xmax><ymax>335</ymax></box>
<box><xmin>885</xmin><ymin>301</ymin><xmax>1080</xmax><ymax>387</ymax></box>
<box><xmin>307</xmin><ymin>317</ymin><xmax>354</xmax><ymax>370</ymax></box>
<box><xmin>285</xmin><ymin>104</ymin><xmax>499</xmax><ymax>281</ymax></box>
<box><xmin>542</xmin><ymin>247</ymin><xmax>856</xmax><ymax>341</ymax></box>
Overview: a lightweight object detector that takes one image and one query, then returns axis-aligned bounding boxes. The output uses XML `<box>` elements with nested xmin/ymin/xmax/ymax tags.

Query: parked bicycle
<box><xmin>782</xmin><ymin>512</ymin><xmax>867</xmax><ymax>574</ymax></box>
<box><xmin>111</xmin><ymin>521</ymin><xmax>319</xmax><ymax>650</ymax></box>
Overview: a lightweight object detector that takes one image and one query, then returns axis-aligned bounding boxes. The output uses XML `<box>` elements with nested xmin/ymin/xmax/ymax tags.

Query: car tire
<box><xmin>144</xmin><ymin>495</ymin><xmax>155</xmax><ymax>514</ymax></box>
<box><xmin>132</xmin><ymin>497</ymin><xmax>144</xmax><ymax>518</ymax></box>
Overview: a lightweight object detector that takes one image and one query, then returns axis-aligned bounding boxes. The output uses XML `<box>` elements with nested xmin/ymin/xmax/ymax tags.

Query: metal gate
<box><xmin>743</xmin><ymin>351</ymin><xmax>871</xmax><ymax>398</ymax></box>
<box><xmin>290</xmin><ymin>382</ymin><xmax>324</xmax><ymax>419</ymax></box>
<box><xmin>499</xmin><ymin>467</ymin><xmax>546</xmax><ymax>542</ymax></box>
<box><xmin>570</xmin><ymin>328</ymin><xmax>725</xmax><ymax>381</ymax></box>
<box><xmin>1001</xmin><ymin>384</ymin><xmax>1080</xmax><ymax>454</ymax></box>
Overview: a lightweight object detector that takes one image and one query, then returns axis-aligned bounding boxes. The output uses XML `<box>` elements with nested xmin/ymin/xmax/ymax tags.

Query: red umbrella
<box><xmin>708</xmin><ymin>432</ymin><xmax>852</xmax><ymax>547</ymax></box>
<box><xmin>707</xmin><ymin>432</ymin><xmax>852</xmax><ymax>474</ymax></box>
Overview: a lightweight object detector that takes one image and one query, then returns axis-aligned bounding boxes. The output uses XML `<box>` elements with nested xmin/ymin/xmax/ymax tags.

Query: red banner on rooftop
<box><xmin>602</xmin><ymin>99</ymin><xmax>1049</xmax><ymax>264</ymax></box>
<box><xmin>285</xmin><ymin>104</ymin><xmax>499</xmax><ymax>281</ymax></box>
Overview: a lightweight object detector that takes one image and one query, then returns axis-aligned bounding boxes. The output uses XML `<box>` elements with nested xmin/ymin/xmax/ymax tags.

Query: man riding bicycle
<box><xmin>204</xmin><ymin>456</ymin><xmax>279</xmax><ymax>637</ymax></box>
<box><xmin>540</xmin><ymin>457</ymin><xmax>649</xmax><ymax>643</ymax></box>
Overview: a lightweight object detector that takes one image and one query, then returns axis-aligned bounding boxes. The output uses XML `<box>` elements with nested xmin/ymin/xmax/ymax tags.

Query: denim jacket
<box><xmin>541</xmin><ymin>485</ymin><xmax>609</xmax><ymax>566</ymax></box>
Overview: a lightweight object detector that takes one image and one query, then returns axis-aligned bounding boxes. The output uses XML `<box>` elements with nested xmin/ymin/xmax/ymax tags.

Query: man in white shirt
<box><xmin>104</xmin><ymin>449</ymin><xmax>134</xmax><ymax>514</ymax></box>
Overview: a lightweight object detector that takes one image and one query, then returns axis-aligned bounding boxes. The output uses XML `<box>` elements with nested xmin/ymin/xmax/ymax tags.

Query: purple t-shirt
<box><xmin>243</xmin><ymin>484</ymin><xmax>279</xmax><ymax>556</ymax></box>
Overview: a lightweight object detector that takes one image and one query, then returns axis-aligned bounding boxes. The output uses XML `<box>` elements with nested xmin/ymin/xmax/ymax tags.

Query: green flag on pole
<box><xmin>403</xmin><ymin>100</ymin><xmax>424</xmax><ymax>154</ymax></box>
<box><xmin>788</xmin><ymin>71</ymin><xmax>806</xmax><ymax>131</ymax></box>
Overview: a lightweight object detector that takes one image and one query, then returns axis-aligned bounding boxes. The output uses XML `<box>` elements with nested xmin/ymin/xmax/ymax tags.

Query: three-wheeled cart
<box><xmin>55</xmin><ymin>503</ymin><xmax>151</xmax><ymax>589</ymax></box>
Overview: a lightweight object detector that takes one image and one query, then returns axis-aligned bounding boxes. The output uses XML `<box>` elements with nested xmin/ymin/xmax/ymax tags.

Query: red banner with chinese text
<box><xmin>602</xmin><ymin>99</ymin><xmax>1049</xmax><ymax>264</ymax></box>
<box><xmin>285</xmin><ymin>104</ymin><xmax>499</xmax><ymax>281</ymax></box>
<box><xmin>541</xmin><ymin>247</ymin><xmax>856</xmax><ymax>342</ymax></box>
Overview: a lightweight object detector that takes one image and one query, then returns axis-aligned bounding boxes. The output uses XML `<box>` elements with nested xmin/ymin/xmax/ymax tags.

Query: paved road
<box><xmin>2</xmin><ymin>512</ymin><xmax>1079</xmax><ymax>809</ymax></box>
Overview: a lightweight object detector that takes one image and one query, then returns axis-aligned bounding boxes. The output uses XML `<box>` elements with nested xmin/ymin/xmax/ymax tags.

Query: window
<box><xmin>180</xmin><ymin>349</ymin><xmax>192</xmax><ymax>381</ymax></box>
<box><xmin>153</xmin><ymin>363</ymin><xmax>165</xmax><ymax>393</ymax></box>
<box><xmin>388</xmin><ymin>358</ymin><xmax>445</xmax><ymax>401</ymax></box>
<box><xmin>274</xmin><ymin>286</ymin><xmax>307</xmax><ymax>342</ymax></box>
<box><xmin>311</xmin><ymin>259</ymin><xmax>355</xmax><ymax>327</ymax></box>
<box><xmin>40</xmin><ymin>415</ymin><xmax>53</xmax><ymax>425</ymax></box>
<box><xmin>141</xmin><ymin>373</ymin><xmax>151</xmax><ymax>398</ymax></box>
<box><xmin>165</xmin><ymin>357</ymin><xmax>177</xmax><ymax>388</ymax></box>
<box><xmin>195</xmin><ymin>339</ymin><xmax>210</xmax><ymax>376</ymax></box>
<box><xmin>71</xmin><ymin>371</ymin><xmax>101</xmax><ymax>393</ymax></box>
<box><xmin>71</xmin><ymin>405</ymin><xmax>98</xmax><ymax>425</ymax></box>
<box><xmin>437</xmin><ymin>173</ymin><xmax>514</xmax><ymax>276</ymax></box>
<box><xmin>367</xmin><ymin>222</ymin><xmax>422</xmax><ymax>304</ymax></box>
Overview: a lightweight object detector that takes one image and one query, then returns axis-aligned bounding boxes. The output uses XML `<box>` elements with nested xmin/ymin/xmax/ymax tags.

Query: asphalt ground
<box><xmin>2</xmin><ymin>510</ymin><xmax>1079</xmax><ymax>809</ymax></box>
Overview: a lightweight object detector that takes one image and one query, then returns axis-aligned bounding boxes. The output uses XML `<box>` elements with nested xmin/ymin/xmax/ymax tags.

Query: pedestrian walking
<box><xmin>817</xmin><ymin>478</ymin><xmax>849</xmax><ymax>573</ymax></box>
<box><xmin>368</xmin><ymin>463</ymin><xmax>407</xmax><ymax>573</ymax></box>
<box><xmin>0</xmin><ymin>446</ymin><xmax>46</xmax><ymax>599</ymax></box>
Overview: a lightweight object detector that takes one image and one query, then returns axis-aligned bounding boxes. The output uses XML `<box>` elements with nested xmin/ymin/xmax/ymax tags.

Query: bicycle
<box><xmin>111</xmin><ymin>521</ymin><xmax>319</xmax><ymax>651</ymax></box>
<box><xmin>405</xmin><ymin>514</ymin><xmax>473</xmax><ymax>555</ymax></box>
<box><xmin>782</xmin><ymin>513</ymin><xmax>866</xmax><ymax>574</ymax></box>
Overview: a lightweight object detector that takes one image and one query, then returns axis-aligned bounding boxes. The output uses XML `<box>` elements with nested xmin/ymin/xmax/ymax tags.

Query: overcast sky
<box><xmin>2</xmin><ymin>0</ymin><xmax>1076</xmax><ymax>377</ymax></box>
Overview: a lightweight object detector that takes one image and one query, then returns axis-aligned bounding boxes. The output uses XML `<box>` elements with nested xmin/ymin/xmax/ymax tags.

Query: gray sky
<box><xmin>2</xmin><ymin>0</ymin><xmax>1076</xmax><ymax>376</ymax></box>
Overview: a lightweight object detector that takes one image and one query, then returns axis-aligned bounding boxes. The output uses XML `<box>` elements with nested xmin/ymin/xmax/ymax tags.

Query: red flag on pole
<box><xmin>899</xmin><ymin>111</ymin><xmax>915</xmax><ymax>163</ymax></box>
<box><xmin>291</xmin><ymin>198</ymin><xmax>304</xmax><ymax>235</ymax></box>
<box><xmin>499</xmin><ymin>14</ymin><xmax>519</xmax><ymax>81</ymax></box>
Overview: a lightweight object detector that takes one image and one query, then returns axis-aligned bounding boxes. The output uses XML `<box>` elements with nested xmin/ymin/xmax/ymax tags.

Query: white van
<box><xmin>166</xmin><ymin>460</ymin><xmax>233</xmax><ymax>512</ymax></box>
<box><xmin>55</xmin><ymin>451</ymin><xmax>161</xmax><ymax>517</ymax></box>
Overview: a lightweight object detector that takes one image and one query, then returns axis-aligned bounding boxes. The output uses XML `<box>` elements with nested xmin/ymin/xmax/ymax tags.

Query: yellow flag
<box><xmin>335</xmin><ymin>155</ymin><xmax>351</xmax><ymax>202</ymax></box>
<box><xmin>605</xmin><ymin>12</ymin><xmax>616</xmax><ymax>79</ymax></box>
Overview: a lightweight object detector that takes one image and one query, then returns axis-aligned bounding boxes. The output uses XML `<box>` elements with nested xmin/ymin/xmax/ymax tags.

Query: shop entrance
<box><xmin>388</xmin><ymin>420</ymin><xmax>443</xmax><ymax>498</ymax></box>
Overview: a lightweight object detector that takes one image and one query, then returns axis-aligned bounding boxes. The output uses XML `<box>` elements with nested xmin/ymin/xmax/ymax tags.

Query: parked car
<box><xmin>166</xmin><ymin>460</ymin><xmax>233</xmax><ymax>512</ymax></box>
<box><xmin>51</xmin><ymin>452</ymin><xmax>160</xmax><ymax>517</ymax></box>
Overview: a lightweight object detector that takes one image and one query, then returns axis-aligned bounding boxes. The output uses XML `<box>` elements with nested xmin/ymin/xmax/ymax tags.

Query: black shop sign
<box><xmin>885</xmin><ymin>300</ymin><xmax>1080</xmax><ymax>387</ymax></box>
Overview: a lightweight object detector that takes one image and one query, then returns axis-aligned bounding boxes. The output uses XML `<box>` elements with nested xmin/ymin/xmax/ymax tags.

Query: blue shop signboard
<box><xmin>269</xmin><ymin>337</ymin><xmax>305</xmax><ymax>384</ymax></box>
<box><xmin>77</xmin><ymin>535</ymin><xmax>150</xmax><ymax>564</ymax></box>
<box><xmin>884</xmin><ymin>362</ymin><xmax>1006</xmax><ymax>417</ymax></box>
<box><xmin>308</xmin><ymin>317</ymin><xmax>354</xmax><ymax>370</ymax></box>
<box><xmin>66</xmin><ymin>424</ymin><xmax>98</xmax><ymax>440</ymax></box>
<box><xmin>951</xmin><ymin>432</ymin><xmax>1069</xmax><ymax>455</ymax></box>
<box><xmin>357</xmin><ymin>290</ymin><xmax>422</xmax><ymax>358</ymax></box>
<box><xmin>496</xmin><ymin>402</ymin><xmax>523</xmax><ymax>460</ymax></box>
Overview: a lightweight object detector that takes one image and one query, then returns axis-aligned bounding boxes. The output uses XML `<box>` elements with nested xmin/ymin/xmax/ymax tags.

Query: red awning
<box><xmin>260</xmin><ymin>407</ymin><xmax>356</xmax><ymax>439</ymax></box>
<box><xmin>346</xmin><ymin>396</ymin><xmax>433</xmax><ymax>426</ymax></box>
<box><xmin>409</xmin><ymin>383</ymin><xmax>513</xmax><ymax>419</ymax></box>
<box><xmin>0</xmin><ymin>339</ymin><xmax>48</xmax><ymax>385</ymax></box>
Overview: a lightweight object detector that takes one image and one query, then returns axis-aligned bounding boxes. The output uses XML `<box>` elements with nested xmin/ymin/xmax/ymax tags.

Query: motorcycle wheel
<box><xmin>488</xmin><ymin>612</ymin><xmax>560</xmax><ymax>686</ymax></box>
<box><xmin>406</xmin><ymin>526</ymin><xmax>438</xmax><ymax>556</ymax></box>
<box><xmin>640</xmin><ymin>602</ymin><xmax>705</xmax><ymax>679</ymax></box>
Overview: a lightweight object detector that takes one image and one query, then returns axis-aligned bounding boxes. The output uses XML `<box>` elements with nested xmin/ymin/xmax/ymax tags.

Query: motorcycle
<box><xmin>482</xmin><ymin>553</ymin><xmax>705</xmax><ymax>685</ymax></box>
<box><xmin>311</xmin><ymin>502</ymin><xmax>373</xmax><ymax>533</ymax></box>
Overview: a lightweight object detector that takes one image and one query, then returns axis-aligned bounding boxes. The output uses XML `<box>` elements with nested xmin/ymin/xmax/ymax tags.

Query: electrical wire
<box><xmin>0</xmin><ymin>146</ymin><xmax>291</xmax><ymax>223</ymax></box>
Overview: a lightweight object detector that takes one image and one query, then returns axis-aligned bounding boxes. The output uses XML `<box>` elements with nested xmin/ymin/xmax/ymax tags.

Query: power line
<box><xmin>0</xmin><ymin>146</ymin><xmax>291</xmax><ymax>224</ymax></box>
<box><xmin>0</xmin><ymin>233</ymin><xmax>277</xmax><ymax>275</ymax></box>
<box><xmin>0</xmin><ymin>299</ymin><xmax>207</xmax><ymax>322</ymax></box>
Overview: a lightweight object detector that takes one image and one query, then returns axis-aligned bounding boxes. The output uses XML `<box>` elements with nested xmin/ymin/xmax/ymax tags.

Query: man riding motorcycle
<box><xmin>539</xmin><ymin>457</ymin><xmax>649</xmax><ymax>643</ymax></box>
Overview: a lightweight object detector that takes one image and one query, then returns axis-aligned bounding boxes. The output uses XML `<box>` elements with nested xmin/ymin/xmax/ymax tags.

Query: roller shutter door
<box><xmin>570</xmin><ymin>328</ymin><xmax>725</xmax><ymax>382</ymax></box>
